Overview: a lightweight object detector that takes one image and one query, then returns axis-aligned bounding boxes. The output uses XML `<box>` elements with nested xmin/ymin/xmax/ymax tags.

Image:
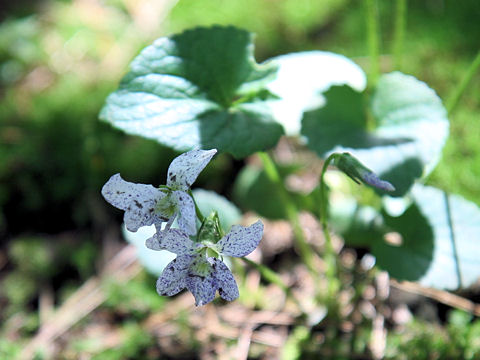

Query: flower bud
<box><xmin>333</xmin><ymin>152</ymin><xmax>395</xmax><ymax>192</ymax></box>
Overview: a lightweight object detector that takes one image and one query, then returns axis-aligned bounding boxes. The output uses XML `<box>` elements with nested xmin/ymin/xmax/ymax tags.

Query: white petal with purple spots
<box><xmin>101</xmin><ymin>174</ymin><xmax>166</xmax><ymax>232</ymax></box>
<box><xmin>145</xmin><ymin>235</ymin><xmax>161</xmax><ymax>251</ymax></box>
<box><xmin>171</xmin><ymin>190</ymin><xmax>197</xmax><ymax>235</ymax></box>
<box><xmin>167</xmin><ymin>149</ymin><xmax>217</xmax><ymax>191</ymax></box>
<box><xmin>154</xmin><ymin>229</ymin><xmax>197</xmax><ymax>255</ymax></box>
<box><xmin>216</xmin><ymin>220</ymin><xmax>264</xmax><ymax>257</ymax></box>
<box><xmin>156</xmin><ymin>255</ymin><xmax>192</xmax><ymax>296</ymax></box>
<box><xmin>185</xmin><ymin>258</ymin><xmax>217</xmax><ymax>306</ymax></box>
<box><xmin>186</xmin><ymin>275</ymin><xmax>217</xmax><ymax>306</ymax></box>
<box><xmin>212</xmin><ymin>258</ymin><xmax>239</xmax><ymax>301</ymax></box>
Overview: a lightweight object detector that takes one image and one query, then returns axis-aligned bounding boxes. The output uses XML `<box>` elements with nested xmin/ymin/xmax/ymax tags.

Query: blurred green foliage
<box><xmin>386</xmin><ymin>310</ymin><xmax>480</xmax><ymax>360</ymax></box>
<box><xmin>0</xmin><ymin>338</ymin><xmax>21</xmax><ymax>359</ymax></box>
<box><xmin>0</xmin><ymin>235</ymin><xmax>97</xmax><ymax>318</ymax></box>
<box><xmin>74</xmin><ymin>322</ymin><xmax>156</xmax><ymax>360</ymax></box>
<box><xmin>9</xmin><ymin>236</ymin><xmax>56</xmax><ymax>277</ymax></box>
<box><xmin>166</xmin><ymin>0</ymin><xmax>348</xmax><ymax>58</ymax></box>
<box><xmin>104</xmin><ymin>271</ymin><xmax>166</xmax><ymax>318</ymax></box>
<box><xmin>0</xmin><ymin>6</ymin><xmax>177</xmax><ymax>235</ymax></box>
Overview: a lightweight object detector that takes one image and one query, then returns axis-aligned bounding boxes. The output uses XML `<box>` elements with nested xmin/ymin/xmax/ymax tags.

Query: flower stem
<box><xmin>241</xmin><ymin>258</ymin><xmax>288</xmax><ymax>292</ymax></box>
<box><xmin>393</xmin><ymin>0</ymin><xmax>407</xmax><ymax>70</ymax></box>
<box><xmin>446</xmin><ymin>50</ymin><xmax>480</xmax><ymax>115</ymax></box>
<box><xmin>319</xmin><ymin>154</ymin><xmax>341</xmax><ymax>306</ymax></box>
<box><xmin>188</xmin><ymin>189</ymin><xmax>205</xmax><ymax>223</ymax></box>
<box><xmin>241</xmin><ymin>257</ymin><xmax>303</xmax><ymax>310</ymax></box>
<box><xmin>365</xmin><ymin>0</ymin><xmax>381</xmax><ymax>86</ymax></box>
<box><xmin>257</xmin><ymin>152</ymin><xmax>316</xmax><ymax>272</ymax></box>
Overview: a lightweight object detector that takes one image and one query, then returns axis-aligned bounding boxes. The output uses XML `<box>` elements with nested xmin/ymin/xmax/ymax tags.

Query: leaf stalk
<box><xmin>258</xmin><ymin>152</ymin><xmax>316</xmax><ymax>273</ymax></box>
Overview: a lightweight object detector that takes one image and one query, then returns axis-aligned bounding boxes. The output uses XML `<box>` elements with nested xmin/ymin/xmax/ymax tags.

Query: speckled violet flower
<box><xmin>101</xmin><ymin>149</ymin><xmax>217</xmax><ymax>234</ymax></box>
<box><xmin>152</xmin><ymin>220</ymin><xmax>264</xmax><ymax>306</ymax></box>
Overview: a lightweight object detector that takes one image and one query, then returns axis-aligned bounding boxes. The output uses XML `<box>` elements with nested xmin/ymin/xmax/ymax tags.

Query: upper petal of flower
<box><xmin>156</xmin><ymin>255</ymin><xmax>192</xmax><ymax>296</ymax></box>
<box><xmin>171</xmin><ymin>190</ymin><xmax>197</xmax><ymax>235</ymax></box>
<box><xmin>212</xmin><ymin>258</ymin><xmax>239</xmax><ymax>301</ymax></box>
<box><xmin>167</xmin><ymin>149</ymin><xmax>217</xmax><ymax>190</ymax></box>
<box><xmin>101</xmin><ymin>174</ymin><xmax>166</xmax><ymax>232</ymax></box>
<box><xmin>216</xmin><ymin>220</ymin><xmax>264</xmax><ymax>257</ymax></box>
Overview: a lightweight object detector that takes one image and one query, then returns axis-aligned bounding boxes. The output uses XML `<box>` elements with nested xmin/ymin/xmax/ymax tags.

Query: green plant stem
<box><xmin>257</xmin><ymin>152</ymin><xmax>316</xmax><ymax>272</ymax></box>
<box><xmin>241</xmin><ymin>257</ymin><xmax>288</xmax><ymax>292</ymax></box>
<box><xmin>446</xmin><ymin>50</ymin><xmax>480</xmax><ymax>115</ymax></box>
<box><xmin>241</xmin><ymin>257</ymin><xmax>303</xmax><ymax>310</ymax></box>
<box><xmin>365</xmin><ymin>0</ymin><xmax>380</xmax><ymax>86</ymax></box>
<box><xmin>393</xmin><ymin>0</ymin><xmax>407</xmax><ymax>70</ymax></box>
<box><xmin>319</xmin><ymin>154</ymin><xmax>340</xmax><ymax>305</ymax></box>
<box><xmin>188</xmin><ymin>189</ymin><xmax>205</xmax><ymax>223</ymax></box>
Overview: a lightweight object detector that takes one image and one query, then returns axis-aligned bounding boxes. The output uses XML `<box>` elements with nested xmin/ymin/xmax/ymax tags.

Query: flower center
<box><xmin>155</xmin><ymin>192</ymin><xmax>177</xmax><ymax>217</ymax></box>
<box><xmin>190</xmin><ymin>257</ymin><xmax>212</xmax><ymax>277</ymax></box>
<box><xmin>195</xmin><ymin>241</ymin><xmax>221</xmax><ymax>259</ymax></box>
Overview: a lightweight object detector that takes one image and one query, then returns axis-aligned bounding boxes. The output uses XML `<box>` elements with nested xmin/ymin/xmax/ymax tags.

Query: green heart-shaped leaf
<box><xmin>100</xmin><ymin>26</ymin><xmax>284</xmax><ymax>158</ymax></box>
<box><xmin>374</xmin><ymin>185</ymin><xmax>480</xmax><ymax>290</ymax></box>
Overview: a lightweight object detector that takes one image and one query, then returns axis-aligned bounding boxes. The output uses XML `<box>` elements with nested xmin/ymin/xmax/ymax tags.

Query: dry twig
<box><xmin>390</xmin><ymin>279</ymin><xmax>480</xmax><ymax>316</ymax></box>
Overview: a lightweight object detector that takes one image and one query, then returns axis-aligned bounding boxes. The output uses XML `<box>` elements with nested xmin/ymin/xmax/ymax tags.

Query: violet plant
<box><xmin>99</xmin><ymin>23</ymin><xmax>480</xmax><ymax>311</ymax></box>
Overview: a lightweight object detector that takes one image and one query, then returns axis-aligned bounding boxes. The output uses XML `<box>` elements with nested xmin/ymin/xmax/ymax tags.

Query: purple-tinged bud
<box><xmin>362</xmin><ymin>172</ymin><xmax>396</xmax><ymax>192</ymax></box>
<box><xmin>333</xmin><ymin>152</ymin><xmax>395</xmax><ymax>192</ymax></box>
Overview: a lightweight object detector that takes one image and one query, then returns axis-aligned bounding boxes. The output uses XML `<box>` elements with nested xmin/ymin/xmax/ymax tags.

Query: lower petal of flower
<box><xmin>156</xmin><ymin>255</ymin><xmax>192</xmax><ymax>296</ymax></box>
<box><xmin>186</xmin><ymin>273</ymin><xmax>217</xmax><ymax>306</ymax></box>
<box><xmin>211</xmin><ymin>258</ymin><xmax>239</xmax><ymax>301</ymax></box>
